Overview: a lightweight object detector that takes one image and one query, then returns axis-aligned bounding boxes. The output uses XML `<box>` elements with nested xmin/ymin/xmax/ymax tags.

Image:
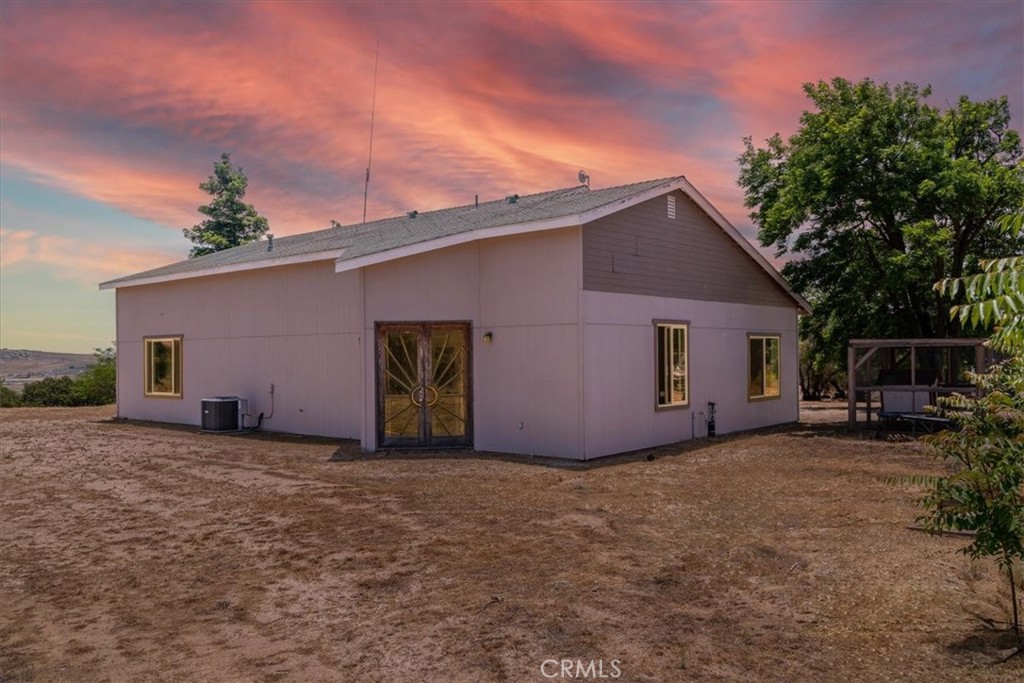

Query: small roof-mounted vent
<box><xmin>407</xmin><ymin>210</ymin><xmax>419</xmax><ymax>218</ymax></box>
<box><xmin>267</xmin><ymin>234</ymin><xmax>274</xmax><ymax>251</ymax></box>
<box><xmin>506</xmin><ymin>194</ymin><xmax>519</xmax><ymax>204</ymax></box>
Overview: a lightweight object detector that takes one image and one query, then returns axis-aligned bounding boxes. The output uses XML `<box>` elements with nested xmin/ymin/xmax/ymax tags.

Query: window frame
<box><xmin>144</xmin><ymin>336</ymin><xmax>183</xmax><ymax>398</ymax></box>
<box><xmin>654</xmin><ymin>320</ymin><xmax>689</xmax><ymax>410</ymax></box>
<box><xmin>748</xmin><ymin>333</ymin><xmax>781</xmax><ymax>401</ymax></box>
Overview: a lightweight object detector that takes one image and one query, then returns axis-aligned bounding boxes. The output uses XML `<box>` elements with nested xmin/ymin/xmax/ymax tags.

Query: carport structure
<box><xmin>846</xmin><ymin>338</ymin><xmax>992</xmax><ymax>429</ymax></box>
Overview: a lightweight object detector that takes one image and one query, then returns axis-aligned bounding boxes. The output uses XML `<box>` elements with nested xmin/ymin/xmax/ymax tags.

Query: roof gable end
<box><xmin>98</xmin><ymin>175</ymin><xmax>807</xmax><ymax>313</ymax></box>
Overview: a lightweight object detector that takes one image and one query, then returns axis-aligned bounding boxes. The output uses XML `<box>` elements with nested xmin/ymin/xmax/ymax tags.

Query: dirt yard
<box><xmin>1</xmin><ymin>404</ymin><xmax>1021</xmax><ymax>682</ymax></box>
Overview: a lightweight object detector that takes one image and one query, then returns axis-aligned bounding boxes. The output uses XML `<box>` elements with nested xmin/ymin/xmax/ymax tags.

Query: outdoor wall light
<box><xmin>483</xmin><ymin>331</ymin><xmax>494</xmax><ymax>344</ymax></box>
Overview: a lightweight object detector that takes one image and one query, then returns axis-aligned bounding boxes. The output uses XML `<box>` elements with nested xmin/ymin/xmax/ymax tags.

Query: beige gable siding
<box><xmin>582</xmin><ymin>190</ymin><xmax>795</xmax><ymax>308</ymax></box>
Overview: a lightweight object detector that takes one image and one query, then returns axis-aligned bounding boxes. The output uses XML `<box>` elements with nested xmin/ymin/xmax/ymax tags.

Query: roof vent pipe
<box><xmin>267</xmin><ymin>234</ymin><xmax>274</xmax><ymax>251</ymax></box>
<box><xmin>475</xmin><ymin>194</ymin><xmax>478</xmax><ymax>208</ymax></box>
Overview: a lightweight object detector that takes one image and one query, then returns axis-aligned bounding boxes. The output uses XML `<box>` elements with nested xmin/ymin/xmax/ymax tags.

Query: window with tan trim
<box><xmin>748</xmin><ymin>335</ymin><xmax>780</xmax><ymax>399</ymax></box>
<box><xmin>144</xmin><ymin>337</ymin><xmax>182</xmax><ymax>397</ymax></box>
<box><xmin>656</xmin><ymin>323</ymin><xmax>688</xmax><ymax>407</ymax></box>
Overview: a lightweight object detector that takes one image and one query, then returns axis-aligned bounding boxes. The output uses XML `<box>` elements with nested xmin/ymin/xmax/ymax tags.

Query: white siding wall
<box><xmin>361</xmin><ymin>228</ymin><xmax>582</xmax><ymax>457</ymax></box>
<box><xmin>581</xmin><ymin>290</ymin><xmax>799</xmax><ymax>459</ymax></box>
<box><xmin>114</xmin><ymin>225</ymin><xmax>799</xmax><ymax>461</ymax></box>
<box><xmin>115</xmin><ymin>261</ymin><xmax>362</xmax><ymax>438</ymax></box>
<box><xmin>477</xmin><ymin>228</ymin><xmax>581</xmax><ymax>457</ymax></box>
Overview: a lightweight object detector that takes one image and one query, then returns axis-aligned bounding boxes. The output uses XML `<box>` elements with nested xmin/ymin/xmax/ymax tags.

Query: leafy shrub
<box><xmin>0</xmin><ymin>379</ymin><xmax>20</xmax><ymax>407</ymax></box>
<box><xmin>922</xmin><ymin>212</ymin><xmax>1024</xmax><ymax>655</ymax></box>
<box><xmin>8</xmin><ymin>347</ymin><xmax>117</xmax><ymax>408</ymax></box>
<box><xmin>923</xmin><ymin>359</ymin><xmax>1024</xmax><ymax>655</ymax></box>
<box><xmin>20</xmin><ymin>376</ymin><xmax>82</xmax><ymax>406</ymax></box>
<box><xmin>75</xmin><ymin>347</ymin><xmax>116</xmax><ymax>406</ymax></box>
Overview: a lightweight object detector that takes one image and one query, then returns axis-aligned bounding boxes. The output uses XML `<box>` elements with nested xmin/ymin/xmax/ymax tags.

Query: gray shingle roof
<box><xmin>101</xmin><ymin>176</ymin><xmax>691</xmax><ymax>287</ymax></box>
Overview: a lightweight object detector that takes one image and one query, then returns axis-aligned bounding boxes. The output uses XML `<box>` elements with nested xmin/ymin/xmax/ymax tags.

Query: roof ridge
<box><xmin>591</xmin><ymin>175</ymin><xmax>682</xmax><ymax>192</ymax></box>
<box><xmin>312</xmin><ymin>177</ymin><xmax>681</xmax><ymax>236</ymax></box>
<box><xmin>100</xmin><ymin>175</ymin><xmax>699</xmax><ymax>290</ymax></box>
<box><xmin>374</xmin><ymin>183</ymin><xmax>588</xmax><ymax>222</ymax></box>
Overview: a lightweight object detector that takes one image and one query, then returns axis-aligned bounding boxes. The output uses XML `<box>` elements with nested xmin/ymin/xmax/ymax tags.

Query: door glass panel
<box><xmin>382</xmin><ymin>329</ymin><xmax>422</xmax><ymax>440</ymax></box>
<box><xmin>378</xmin><ymin>323</ymin><xmax>470</xmax><ymax>447</ymax></box>
<box><xmin>429</xmin><ymin>328</ymin><xmax>467</xmax><ymax>439</ymax></box>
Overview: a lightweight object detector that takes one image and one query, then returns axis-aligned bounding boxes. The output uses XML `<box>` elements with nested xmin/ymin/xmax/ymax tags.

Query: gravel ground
<box><xmin>1</xmin><ymin>404</ymin><xmax>1021</xmax><ymax>682</ymax></box>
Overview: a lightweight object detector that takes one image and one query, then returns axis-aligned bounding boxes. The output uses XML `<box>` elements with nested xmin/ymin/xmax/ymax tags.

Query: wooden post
<box><xmin>848</xmin><ymin>344</ymin><xmax>857</xmax><ymax>430</ymax></box>
<box><xmin>910</xmin><ymin>344</ymin><xmax>917</xmax><ymax>412</ymax></box>
<box><xmin>975</xmin><ymin>343</ymin><xmax>986</xmax><ymax>396</ymax></box>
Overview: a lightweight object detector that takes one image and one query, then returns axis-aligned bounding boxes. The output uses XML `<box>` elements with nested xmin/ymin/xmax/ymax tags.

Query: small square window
<box><xmin>144</xmin><ymin>337</ymin><xmax>182</xmax><ymax>398</ymax></box>
<box><xmin>656</xmin><ymin>323</ymin><xmax>688</xmax><ymax>407</ymax></box>
<box><xmin>749</xmin><ymin>335</ymin><xmax>780</xmax><ymax>400</ymax></box>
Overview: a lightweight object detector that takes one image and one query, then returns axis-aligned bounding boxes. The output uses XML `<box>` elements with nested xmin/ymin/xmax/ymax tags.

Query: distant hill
<box><xmin>0</xmin><ymin>349</ymin><xmax>98</xmax><ymax>392</ymax></box>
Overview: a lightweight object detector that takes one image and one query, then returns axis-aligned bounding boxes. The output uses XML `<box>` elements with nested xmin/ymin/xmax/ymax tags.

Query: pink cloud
<box><xmin>0</xmin><ymin>227</ymin><xmax>175</xmax><ymax>286</ymax></box>
<box><xmin>1</xmin><ymin>2</ymin><xmax>740</xmax><ymax>232</ymax></box>
<box><xmin>0</xmin><ymin>0</ymin><xmax>1019</xmax><ymax>240</ymax></box>
<box><xmin>0</xmin><ymin>229</ymin><xmax>34</xmax><ymax>268</ymax></box>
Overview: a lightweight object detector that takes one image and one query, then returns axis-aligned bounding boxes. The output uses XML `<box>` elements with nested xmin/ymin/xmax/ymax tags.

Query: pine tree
<box><xmin>183</xmin><ymin>153</ymin><xmax>269</xmax><ymax>258</ymax></box>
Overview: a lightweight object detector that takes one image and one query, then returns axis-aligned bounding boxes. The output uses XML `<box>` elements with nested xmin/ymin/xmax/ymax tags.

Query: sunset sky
<box><xmin>1</xmin><ymin>0</ymin><xmax>1021</xmax><ymax>352</ymax></box>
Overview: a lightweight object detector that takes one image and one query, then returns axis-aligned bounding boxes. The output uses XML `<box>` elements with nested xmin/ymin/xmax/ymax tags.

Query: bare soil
<box><xmin>1</xmin><ymin>404</ymin><xmax>1021</xmax><ymax>682</ymax></box>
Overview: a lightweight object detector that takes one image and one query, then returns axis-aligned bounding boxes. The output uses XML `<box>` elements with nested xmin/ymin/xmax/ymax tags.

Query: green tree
<box><xmin>922</xmin><ymin>212</ymin><xmax>1024</xmax><ymax>656</ymax></box>
<box><xmin>75</xmin><ymin>346</ymin><xmax>116</xmax><ymax>406</ymax></box>
<box><xmin>798</xmin><ymin>332</ymin><xmax>844</xmax><ymax>401</ymax></box>
<box><xmin>936</xmin><ymin>213</ymin><xmax>1024</xmax><ymax>355</ymax></box>
<box><xmin>11</xmin><ymin>347</ymin><xmax>117</xmax><ymax>408</ymax></box>
<box><xmin>738</xmin><ymin>78</ymin><xmax>1024</xmax><ymax>362</ymax></box>
<box><xmin>0</xmin><ymin>378</ymin><xmax>20</xmax><ymax>408</ymax></box>
<box><xmin>182</xmin><ymin>152</ymin><xmax>269</xmax><ymax>258</ymax></box>
<box><xmin>20</xmin><ymin>376</ymin><xmax>80</xmax><ymax>407</ymax></box>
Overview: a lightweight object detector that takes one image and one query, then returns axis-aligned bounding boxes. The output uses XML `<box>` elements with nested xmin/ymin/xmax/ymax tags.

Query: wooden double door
<box><xmin>376</xmin><ymin>322</ymin><xmax>472</xmax><ymax>448</ymax></box>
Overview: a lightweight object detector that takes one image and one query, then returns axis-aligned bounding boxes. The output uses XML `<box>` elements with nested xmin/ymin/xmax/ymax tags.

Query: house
<box><xmin>100</xmin><ymin>176</ymin><xmax>809</xmax><ymax>460</ymax></box>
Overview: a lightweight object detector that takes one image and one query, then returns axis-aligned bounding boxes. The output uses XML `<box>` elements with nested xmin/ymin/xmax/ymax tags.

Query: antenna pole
<box><xmin>362</xmin><ymin>39</ymin><xmax>380</xmax><ymax>224</ymax></box>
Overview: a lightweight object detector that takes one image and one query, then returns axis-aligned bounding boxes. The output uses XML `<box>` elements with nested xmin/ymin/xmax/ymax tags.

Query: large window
<box><xmin>144</xmin><ymin>337</ymin><xmax>182</xmax><ymax>398</ymax></box>
<box><xmin>656</xmin><ymin>323</ymin><xmax>688</xmax><ymax>408</ymax></box>
<box><xmin>749</xmin><ymin>335</ymin><xmax>780</xmax><ymax>400</ymax></box>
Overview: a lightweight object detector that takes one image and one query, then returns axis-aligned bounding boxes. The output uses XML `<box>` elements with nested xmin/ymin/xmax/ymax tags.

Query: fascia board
<box><xmin>98</xmin><ymin>250</ymin><xmax>347</xmax><ymax>290</ymax></box>
<box><xmin>333</xmin><ymin>216</ymin><xmax>583</xmax><ymax>273</ymax></box>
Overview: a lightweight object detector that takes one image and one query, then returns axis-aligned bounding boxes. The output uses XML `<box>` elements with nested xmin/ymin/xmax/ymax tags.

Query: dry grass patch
<box><xmin>0</xmin><ymin>405</ymin><xmax>1021</xmax><ymax>682</ymax></box>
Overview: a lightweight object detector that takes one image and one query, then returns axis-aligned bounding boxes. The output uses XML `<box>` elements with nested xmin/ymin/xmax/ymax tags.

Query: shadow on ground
<box><xmin>102</xmin><ymin>405</ymin><xmax>896</xmax><ymax>471</ymax></box>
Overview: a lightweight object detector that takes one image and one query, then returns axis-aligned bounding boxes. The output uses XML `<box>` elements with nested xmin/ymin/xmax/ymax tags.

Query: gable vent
<box><xmin>667</xmin><ymin>195</ymin><xmax>676</xmax><ymax>219</ymax></box>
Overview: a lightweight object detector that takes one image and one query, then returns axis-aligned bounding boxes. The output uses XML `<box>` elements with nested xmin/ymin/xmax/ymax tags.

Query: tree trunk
<box><xmin>1010</xmin><ymin>560</ymin><xmax>1023</xmax><ymax>652</ymax></box>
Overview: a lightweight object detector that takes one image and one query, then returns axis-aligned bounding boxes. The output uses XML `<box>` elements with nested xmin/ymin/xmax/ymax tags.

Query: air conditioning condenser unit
<box><xmin>201</xmin><ymin>396</ymin><xmax>247</xmax><ymax>432</ymax></box>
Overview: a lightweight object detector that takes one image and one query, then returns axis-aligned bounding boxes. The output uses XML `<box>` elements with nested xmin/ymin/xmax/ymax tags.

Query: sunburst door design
<box><xmin>377</xmin><ymin>323</ymin><xmax>471</xmax><ymax>448</ymax></box>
